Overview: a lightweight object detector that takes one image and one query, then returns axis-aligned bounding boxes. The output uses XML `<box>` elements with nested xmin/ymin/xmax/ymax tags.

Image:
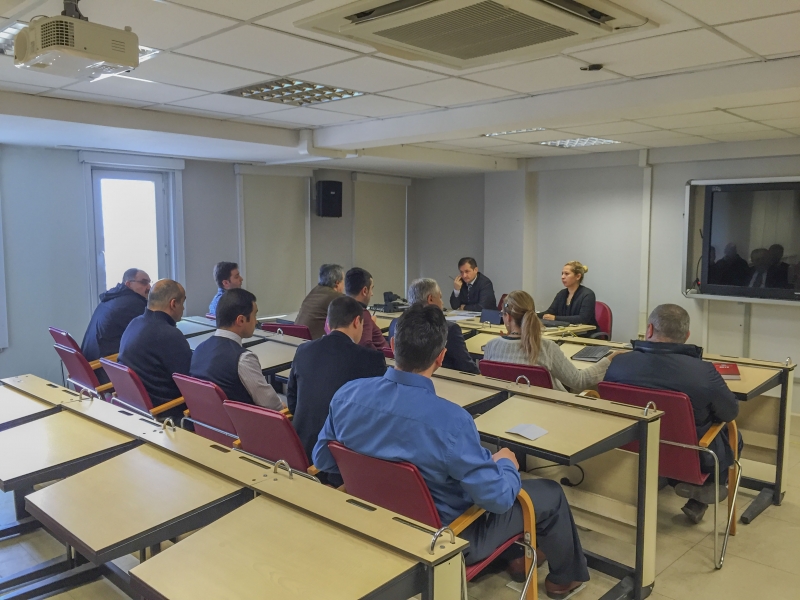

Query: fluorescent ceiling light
<box><xmin>0</xmin><ymin>21</ymin><xmax>26</xmax><ymax>56</ymax></box>
<box><xmin>482</xmin><ymin>127</ymin><xmax>546</xmax><ymax>137</ymax></box>
<box><xmin>225</xmin><ymin>78</ymin><xmax>365</xmax><ymax>107</ymax></box>
<box><xmin>138</xmin><ymin>46</ymin><xmax>160</xmax><ymax>63</ymax></box>
<box><xmin>540</xmin><ymin>137</ymin><xmax>620</xmax><ymax>148</ymax></box>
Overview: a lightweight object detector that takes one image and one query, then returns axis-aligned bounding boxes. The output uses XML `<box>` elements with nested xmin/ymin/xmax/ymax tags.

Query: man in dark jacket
<box><xmin>391</xmin><ymin>278</ymin><xmax>479</xmax><ymax>374</ymax></box>
<box><xmin>450</xmin><ymin>257</ymin><xmax>496</xmax><ymax>312</ymax></box>
<box><xmin>119</xmin><ymin>279</ymin><xmax>192</xmax><ymax>420</ymax></box>
<box><xmin>81</xmin><ymin>268</ymin><xmax>150</xmax><ymax>362</ymax></box>
<box><xmin>604</xmin><ymin>304</ymin><xmax>742</xmax><ymax>524</ymax></box>
<box><xmin>295</xmin><ymin>264</ymin><xmax>344</xmax><ymax>339</ymax></box>
<box><xmin>287</xmin><ymin>296</ymin><xmax>386</xmax><ymax>464</ymax></box>
<box><xmin>344</xmin><ymin>267</ymin><xmax>387</xmax><ymax>350</ymax></box>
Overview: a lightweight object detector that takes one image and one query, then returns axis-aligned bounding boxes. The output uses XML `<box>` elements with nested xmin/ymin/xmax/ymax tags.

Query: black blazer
<box><xmin>542</xmin><ymin>285</ymin><xmax>598</xmax><ymax>327</ymax></box>
<box><xmin>287</xmin><ymin>331</ymin><xmax>386</xmax><ymax>461</ymax></box>
<box><xmin>389</xmin><ymin>318</ymin><xmax>479</xmax><ymax>374</ymax></box>
<box><xmin>449</xmin><ymin>272</ymin><xmax>497</xmax><ymax>312</ymax></box>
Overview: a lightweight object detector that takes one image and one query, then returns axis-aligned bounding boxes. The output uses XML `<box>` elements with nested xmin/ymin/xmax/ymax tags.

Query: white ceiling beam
<box><xmin>358</xmin><ymin>145</ymin><xmax>520</xmax><ymax>172</ymax></box>
<box><xmin>314</xmin><ymin>56</ymin><xmax>800</xmax><ymax>150</ymax></box>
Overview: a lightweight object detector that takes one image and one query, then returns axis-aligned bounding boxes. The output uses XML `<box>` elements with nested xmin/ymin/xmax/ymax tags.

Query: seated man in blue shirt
<box><xmin>208</xmin><ymin>261</ymin><xmax>243</xmax><ymax>316</ymax></box>
<box><xmin>314</xmin><ymin>304</ymin><xmax>589</xmax><ymax>599</ymax></box>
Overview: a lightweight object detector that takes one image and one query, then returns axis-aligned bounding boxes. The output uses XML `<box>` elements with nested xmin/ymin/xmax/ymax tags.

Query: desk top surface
<box><xmin>186</xmin><ymin>331</ymin><xmax>264</xmax><ymax>351</ymax></box>
<box><xmin>474</xmin><ymin>395</ymin><xmax>636</xmax><ymax>462</ymax></box>
<box><xmin>0</xmin><ymin>386</ymin><xmax>53</xmax><ymax>425</ymax></box>
<box><xmin>129</xmin><ymin>496</ymin><xmax>417</xmax><ymax>600</ymax></box>
<box><xmin>248</xmin><ymin>339</ymin><xmax>298</xmax><ymax>370</ymax></box>
<box><xmin>26</xmin><ymin>444</ymin><xmax>242</xmax><ymax>554</ymax></box>
<box><xmin>432</xmin><ymin>376</ymin><xmax>500</xmax><ymax>408</ymax></box>
<box><xmin>176</xmin><ymin>320</ymin><xmax>215</xmax><ymax>337</ymax></box>
<box><xmin>0</xmin><ymin>410</ymin><xmax>133</xmax><ymax>484</ymax></box>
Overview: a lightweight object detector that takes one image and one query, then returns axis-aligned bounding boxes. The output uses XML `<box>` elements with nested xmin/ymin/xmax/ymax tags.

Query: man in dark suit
<box><xmin>604</xmin><ymin>304</ymin><xmax>742</xmax><ymax>524</ymax></box>
<box><xmin>766</xmin><ymin>244</ymin><xmax>790</xmax><ymax>288</ymax></box>
<box><xmin>287</xmin><ymin>296</ymin><xmax>386</xmax><ymax>463</ymax></box>
<box><xmin>390</xmin><ymin>278</ymin><xmax>479</xmax><ymax>374</ymax></box>
<box><xmin>295</xmin><ymin>264</ymin><xmax>344</xmax><ymax>339</ymax></box>
<box><xmin>450</xmin><ymin>257</ymin><xmax>496</xmax><ymax>311</ymax></box>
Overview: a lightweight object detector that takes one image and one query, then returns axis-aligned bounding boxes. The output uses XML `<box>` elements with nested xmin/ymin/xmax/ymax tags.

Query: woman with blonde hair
<box><xmin>542</xmin><ymin>261</ymin><xmax>598</xmax><ymax>328</ymax></box>
<box><xmin>483</xmin><ymin>290</ymin><xmax>613</xmax><ymax>392</ymax></box>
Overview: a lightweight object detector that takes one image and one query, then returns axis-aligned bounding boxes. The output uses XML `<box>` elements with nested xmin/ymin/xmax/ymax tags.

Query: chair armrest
<box><xmin>307</xmin><ymin>465</ymin><xmax>320</xmax><ymax>476</ymax></box>
<box><xmin>337</xmin><ymin>484</ymin><xmax>347</xmax><ymax>492</ymax></box>
<box><xmin>727</xmin><ymin>421</ymin><xmax>739</xmax><ymax>459</ymax></box>
<box><xmin>95</xmin><ymin>383</ymin><xmax>113</xmax><ymax>393</ymax></box>
<box><xmin>102</xmin><ymin>354</ymin><xmax>119</xmax><ymax>362</ymax></box>
<box><xmin>698</xmin><ymin>422</ymin><xmax>726</xmax><ymax>448</ymax></box>
<box><xmin>280</xmin><ymin>407</ymin><xmax>293</xmax><ymax>420</ymax></box>
<box><xmin>579</xmin><ymin>390</ymin><xmax>600</xmax><ymax>398</ymax></box>
<box><xmin>449</xmin><ymin>505</ymin><xmax>486</xmax><ymax>535</ymax></box>
<box><xmin>233</xmin><ymin>439</ymin><xmax>241</xmax><ymax>448</ymax></box>
<box><xmin>589</xmin><ymin>332</ymin><xmax>609</xmax><ymax>340</ymax></box>
<box><xmin>183</xmin><ymin>409</ymin><xmax>190</xmax><ymax>417</ymax></box>
<box><xmin>88</xmin><ymin>359</ymin><xmax>102</xmax><ymax>371</ymax></box>
<box><xmin>150</xmin><ymin>396</ymin><xmax>185</xmax><ymax>416</ymax></box>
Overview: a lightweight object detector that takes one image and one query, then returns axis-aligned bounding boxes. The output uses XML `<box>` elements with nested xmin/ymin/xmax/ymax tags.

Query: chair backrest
<box><xmin>100</xmin><ymin>359</ymin><xmax>155</xmax><ymax>414</ymax></box>
<box><xmin>205</xmin><ymin>313</ymin><xmax>216</xmax><ymax>320</ymax></box>
<box><xmin>49</xmin><ymin>327</ymin><xmax>81</xmax><ymax>352</ymax></box>
<box><xmin>381</xmin><ymin>346</ymin><xmax>394</xmax><ymax>359</ymax></box>
<box><xmin>53</xmin><ymin>344</ymin><xmax>101</xmax><ymax>392</ymax></box>
<box><xmin>497</xmin><ymin>294</ymin><xmax>508</xmax><ymax>311</ymax></box>
<box><xmin>173</xmin><ymin>375</ymin><xmax>237</xmax><ymax>446</ymax></box>
<box><xmin>327</xmin><ymin>441</ymin><xmax>442</xmax><ymax>529</ymax></box>
<box><xmin>479</xmin><ymin>359</ymin><xmax>553</xmax><ymax>389</ymax></box>
<box><xmin>597</xmin><ymin>382</ymin><xmax>706</xmax><ymax>484</ymax></box>
<box><xmin>222</xmin><ymin>401</ymin><xmax>310</xmax><ymax>472</ymax></box>
<box><xmin>595</xmin><ymin>302</ymin><xmax>613</xmax><ymax>338</ymax></box>
<box><xmin>261</xmin><ymin>323</ymin><xmax>312</xmax><ymax>340</ymax></box>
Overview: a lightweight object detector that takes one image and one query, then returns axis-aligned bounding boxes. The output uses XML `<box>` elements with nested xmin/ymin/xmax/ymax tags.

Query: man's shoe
<box><xmin>507</xmin><ymin>550</ymin><xmax>547</xmax><ymax>583</ymax></box>
<box><xmin>681</xmin><ymin>499</ymin><xmax>708</xmax><ymax>524</ymax></box>
<box><xmin>674</xmin><ymin>481</ymin><xmax>727</xmax><ymax>505</ymax></box>
<box><xmin>545</xmin><ymin>577</ymin><xmax>586</xmax><ymax>599</ymax></box>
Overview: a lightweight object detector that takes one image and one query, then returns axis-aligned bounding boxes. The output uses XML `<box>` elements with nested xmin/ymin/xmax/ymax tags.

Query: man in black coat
<box><xmin>450</xmin><ymin>257</ymin><xmax>497</xmax><ymax>311</ymax></box>
<box><xmin>604</xmin><ymin>304</ymin><xmax>742</xmax><ymax>524</ymax></box>
<box><xmin>81</xmin><ymin>268</ymin><xmax>150</xmax><ymax>362</ymax></box>
<box><xmin>390</xmin><ymin>278</ymin><xmax>479</xmax><ymax>374</ymax></box>
<box><xmin>287</xmin><ymin>296</ymin><xmax>386</xmax><ymax>464</ymax></box>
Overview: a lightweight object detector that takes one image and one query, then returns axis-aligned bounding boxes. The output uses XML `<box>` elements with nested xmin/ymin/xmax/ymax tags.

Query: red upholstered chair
<box><xmin>479</xmin><ymin>360</ymin><xmax>553</xmax><ymax>389</ymax></box>
<box><xmin>49</xmin><ymin>326</ymin><xmax>118</xmax><ymax>370</ymax></box>
<box><xmin>328</xmin><ymin>441</ymin><xmax>537</xmax><ymax>598</ymax></box>
<box><xmin>53</xmin><ymin>344</ymin><xmax>113</xmax><ymax>398</ymax></box>
<box><xmin>261</xmin><ymin>323</ymin><xmax>312</xmax><ymax>340</ymax></box>
<box><xmin>597</xmin><ymin>382</ymin><xmax>740</xmax><ymax>568</ymax></box>
<box><xmin>381</xmin><ymin>346</ymin><xmax>394</xmax><ymax>359</ymax></box>
<box><xmin>172</xmin><ymin>375</ymin><xmax>238</xmax><ymax>446</ymax></box>
<box><xmin>497</xmin><ymin>294</ymin><xmax>508</xmax><ymax>311</ymax></box>
<box><xmin>100</xmin><ymin>358</ymin><xmax>185</xmax><ymax>419</ymax></box>
<box><xmin>590</xmin><ymin>302</ymin><xmax>613</xmax><ymax>340</ymax></box>
<box><xmin>222</xmin><ymin>401</ymin><xmax>318</xmax><ymax>476</ymax></box>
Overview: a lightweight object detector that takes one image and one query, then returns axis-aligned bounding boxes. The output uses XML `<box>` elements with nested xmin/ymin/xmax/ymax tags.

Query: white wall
<box><xmin>407</xmin><ymin>175</ymin><xmax>485</xmax><ymax>294</ymax></box>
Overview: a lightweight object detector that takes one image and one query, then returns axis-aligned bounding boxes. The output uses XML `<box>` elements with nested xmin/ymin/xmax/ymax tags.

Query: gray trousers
<box><xmin>458</xmin><ymin>479</ymin><xmax>590</xmax><ymax>585</ymax></box>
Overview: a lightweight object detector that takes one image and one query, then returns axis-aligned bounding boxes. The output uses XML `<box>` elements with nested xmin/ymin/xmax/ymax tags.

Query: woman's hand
<box><xmin>542</xmin><ymin>314</ymin><xmax>555</xmax><ymax>321</ymax></box>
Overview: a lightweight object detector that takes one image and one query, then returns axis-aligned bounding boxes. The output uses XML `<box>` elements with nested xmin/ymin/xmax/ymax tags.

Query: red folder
<box><xmin>713</xmin><ymin>362</ymin><xmax>741</xmax><ymax>380</ymax></box>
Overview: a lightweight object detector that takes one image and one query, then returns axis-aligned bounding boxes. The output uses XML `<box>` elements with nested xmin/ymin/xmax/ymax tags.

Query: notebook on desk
<box><xmin>572</xmin><ymin>346</ymin><xmax>613</xmax><ymax>362</ymax></box>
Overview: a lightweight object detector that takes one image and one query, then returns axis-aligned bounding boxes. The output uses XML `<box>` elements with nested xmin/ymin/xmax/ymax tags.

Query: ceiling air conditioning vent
<box><xmin>297</xmin><ymin>0</ymin><xmax>655</xmax><ymax>69</ymax></box>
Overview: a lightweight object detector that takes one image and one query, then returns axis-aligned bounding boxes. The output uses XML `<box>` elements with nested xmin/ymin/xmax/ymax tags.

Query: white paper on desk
<box><xmin>446</xmin><ymin>315</ymin><xmax>478</xmax><ymax>322</ymax></box>
<box><xmin>506</xmin><ymin>424</ymin><xmax>548</xmax><ymax>441</ymax></box>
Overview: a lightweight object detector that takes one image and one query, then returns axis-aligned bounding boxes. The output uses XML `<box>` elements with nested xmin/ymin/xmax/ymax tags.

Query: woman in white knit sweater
<box><xmin>483</xmin><ymin>290</ymin><xmax>614</xmax><ymax>392</ymax></box>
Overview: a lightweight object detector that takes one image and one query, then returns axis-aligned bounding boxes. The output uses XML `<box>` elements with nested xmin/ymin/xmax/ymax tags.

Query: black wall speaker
<box><xmin>316</xmin><ymin>180</ymin><xmax>342</xmax><ymax>217</ymax></box>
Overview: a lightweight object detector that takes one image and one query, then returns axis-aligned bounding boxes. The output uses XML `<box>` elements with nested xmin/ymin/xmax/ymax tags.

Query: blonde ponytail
<box><xmin>502</xmin><ymin>290</ymin><xmax>542</xmax><ymax>364</ymax></box>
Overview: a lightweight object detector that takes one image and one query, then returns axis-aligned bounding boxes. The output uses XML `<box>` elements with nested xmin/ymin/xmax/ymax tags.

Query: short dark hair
<box><xmin>122</xmin><ymin>268</ymin><xmax>142</xmax><ymax>284</ymax></box>
<box><xmin>327</xmin><ymin>296</ymin><xmax>364</xmax><ymax>330</ymax></box>
<box><xmin>319</xmin><ymin>264</ymin><xmax>345</xmax><ymax>288</ymax></box>
<box><xmin>458</xmin><ymin>257</ymin><xmax>477</xmax><ymax>269</ymax></box>
<box><xmin>394</xmin><ymin>304</ymin><xmax>448</xmax><ymax>373</ymax></box>
<box><xmin>345</xmin><ymin>267</ymin><xmax>372</xmax><ymax>297</ymax></box>
<box><xmin>213</xmin><ymin>262</ymin><xmax>238</xmax><ymax>288</ymax></box>
<box><xmin>216</xmin><ymin>288</ymin><xmax>257</xmax><ymax>328</ymax></box>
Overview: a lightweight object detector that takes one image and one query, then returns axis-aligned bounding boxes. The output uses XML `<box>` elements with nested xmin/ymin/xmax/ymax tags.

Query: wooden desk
<box><xmin>373</xmin><ymin>313</ymin><xmax>395</xmax><ymax>333</ymax></box>
<box><xmin>251</xmin><ymin>330</ymin><xmax>308</xmax><ymax>347</ymax></box>
<box><xmin>0</xmin><ymin>385</ymin><xmax>59</xmax><ymax>432</ymax></box>
<box><xmin>248</xmin><ymin>339</ymin><xmax>298</xmax><ymax>375</ymax></box>
<box><xmin>186</xmin><ymin>331</ymin><xmax>265</xmax><ymax>351</ymax></box>
<box><xmin>176</xmin><ymin>320</ymin><xmax>215</xmax><ymax>338</ymax></box>
<box><xmin>466</xmin><ymin>327</ymin><xmax>596</xmax><ymax>356</ymax></box>
<box><xmin>130</xmin><ymin>497</ymin><xmax>422</xmax><ymax>600</ymax></box>
<box><xmin>432</xmin><ymin>377</ymin><xmax>506</xmax><ymax>413</ymax></box>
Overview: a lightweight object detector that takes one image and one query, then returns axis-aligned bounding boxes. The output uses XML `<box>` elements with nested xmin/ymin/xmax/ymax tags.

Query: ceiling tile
<box><xmin>559</xmin><ymin>121</ymin><xmax>659</xmax><ymax>136</ymax></box>
<box><xmin>437</xmin><ymin>137</ymin><xmax>523</xmax><ymax>149</ymax></box>
<box><xmin>168</xmin><ymin>0</ymin><xmax>297</xmax><ymax>21</ymax></box>
<box><xmin>253</xmin><ymin>107</ymin><xmax>364</xmax><ymax>126</ymax></box>
<box><xmin>635</xmin><ymin>110</ymin><xmax>745</xmax><ymax>129</ymax></box>
<box><xmin>635</xmin><ymin>136</ymin><xmax>712</xmax><ymax>148</ymax></box>
<box><xmin>663</xmin><ymin>0</ymin><xmax>800</xmax><ymax>25</ymax></box>
<box><xmin>568</xmin><ymin>29</ymin><xmax>751</xmax><ymax>77</ymax></box>
<box><xmin>727</xmin><ymin>101</ymin><xmax>800</xmax><ymax>121</ymax></box>
<box><xmin>464</xmin><ymin>56</ymin><xmax>620</xmax><ymax>94</ymax></box>
<box><xmin>144</xmin><ymin>104</ymin><xmax>236</xmax><ymax>120</ymax></box>
<box><xmin>762</xmin><ymin>116</ymin><xmax>800</xmax><ymax>129</ymax></box>
<box><xmin>41</xmin><ymin>89</ymin><xmax>151</xmax><ymax>107</ymax></box>
<box><xmin>382</xmin><ymin>79</ymin><xmax>515</xmax><ymax>107</ymax></box>
<box><xmin>229</xmin><ymin>115</ymin><xmax>306</xmax><ymax>129</ymax></box>
<box><xmin>0</xmin><ymin>55</ymin><xmax>75</xmax><ymax>89</ymax></box>
<box><xmin>64</xmin><ymin>76</ymin><xmax>203</xmax><ymax>104</ymax></box>
<box><xmin>673</xmin><ymin>121</ymin><xmax>772</xmax><ymax>136</ymax></box>
<box><xmin>705</xmin><ymin>130</ymin><xmax>795</xmax><ymax>142</ymax></box>
<box><xmin>132</xmin><ymin>53</ymin><xmax>272</xmax><ymax>93</ymax></box>
<box><xmin>313</xmin><ymin>95</ymin><xmax>434</xmax><ymax>118</ymax></box>
<box><xmin>718</xmin><ymin>12</ymin><xmax>800</xmax><ymax>57</ymax></box>
<box><xmin>574</xmin><ymin>141</ymin><xmax>644</xmax><ymax>153</ymax></box>
<box><xmin>495</xmin><ymin>129</ymin><xmax>575</xmax><ymax>143</ymax></box>
<box><xmin>0</xmin><ymin>81</ymin><xmax>49</xmax><ymax>94</ymax></box>
<box><xmin>294</xmin><ymin>57</ymin><xmax>445</xmax><ymax>93</ymax></box>
<box><xmin>611</xmin><ymin>130</ymin><xmax>705</xmax><ymax>143</ymax></box>
<box><xmin>177</xmin><ymin>25</ymin><xmax>358</xmax><ymax>76</ymax></box>
<box><xmin>788</xmin><ymin>128</ymin><xmax>800</xmax><ymax>135</ymax></box>
<box><xmin>715</xmin><ymin>87</ymin><xmax>800</xmax><ymax>109</ymax></box>
<box><xmin>503</xmin><ymin>144</ymin><xmax>583</xmax><ymax>157</ymax></box>
<box><xmin>170</xmin><ymin>93</ymin><xmax>289</xmax><ymax>115</ymax></box>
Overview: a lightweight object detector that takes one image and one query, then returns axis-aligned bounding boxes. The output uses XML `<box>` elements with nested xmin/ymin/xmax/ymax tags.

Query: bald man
<box><xmin>119</xmin><ymin>279</ymin><xmax>192</xmax><ymax>418</ymax></box>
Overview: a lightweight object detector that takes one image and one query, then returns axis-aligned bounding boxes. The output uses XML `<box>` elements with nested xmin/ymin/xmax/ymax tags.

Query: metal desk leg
<box><xmin>634</xmin><ymin>419</ymin><xmax>659</xmax><ymax>600</ymax></box>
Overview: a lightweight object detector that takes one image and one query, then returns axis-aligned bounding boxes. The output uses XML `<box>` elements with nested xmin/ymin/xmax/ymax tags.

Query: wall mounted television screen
<box><xmin>701</xmin><ymin>182</ymin><xmax>800</xmax><ymax>301</ymax></box>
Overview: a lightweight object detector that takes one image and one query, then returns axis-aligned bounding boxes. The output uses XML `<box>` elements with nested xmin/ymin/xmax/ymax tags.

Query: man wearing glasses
<box><xmin>81</xmin><ymin>268</ymin><xmax>151</xmax><ymax>365</ymax></box>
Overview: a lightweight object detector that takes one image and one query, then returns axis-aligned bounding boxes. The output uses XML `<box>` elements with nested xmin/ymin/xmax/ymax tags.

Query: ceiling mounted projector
<box><xmin>297</xmin><ymin>0</ymin><xmax>656</xmax><ymax>69</ymax></box>
<box><xmin>13</xmin><ymin>0</ymin><xmax>138</xmax><ymax>80</ymax></box>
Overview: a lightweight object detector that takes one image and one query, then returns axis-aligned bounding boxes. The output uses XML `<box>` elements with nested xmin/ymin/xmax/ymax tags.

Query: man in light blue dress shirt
<box><xmin>314</xmin><ymin>304</ymin><xmax>589</xmax><ymax>598</ymax></box>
